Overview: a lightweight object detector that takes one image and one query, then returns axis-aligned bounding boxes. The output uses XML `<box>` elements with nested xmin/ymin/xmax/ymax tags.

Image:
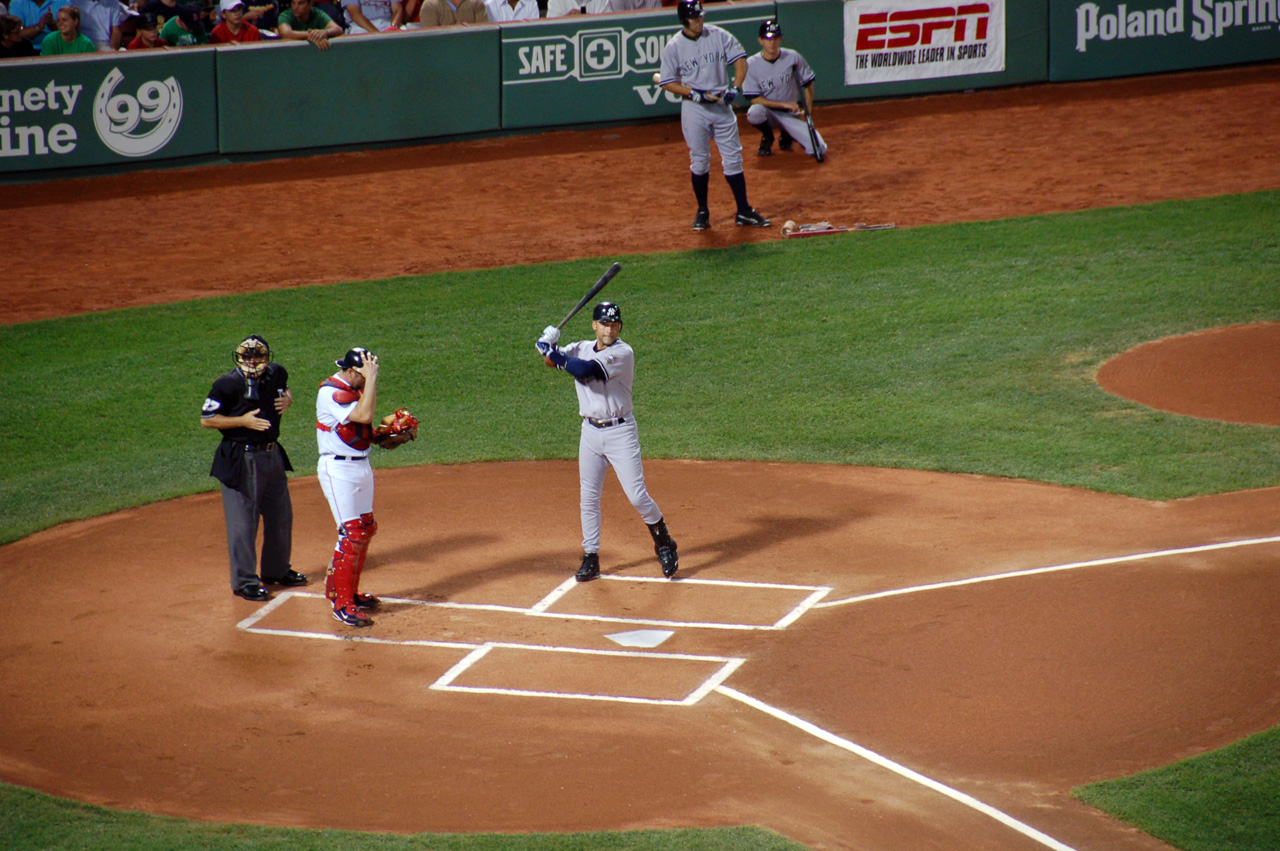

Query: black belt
<box><xmin>240</xmin><ymin>442</ymin><xmax>276</xmax><ymax>452</ymax></box>
<box><xmin>586</xmin><ymin>416</ymin><xmax>627</xmax><ymax>429</ymax></box>
<box><xmin>331</xmin><ymin>455</ymin><xmax>368</xmax><ymax>461</ymax></box>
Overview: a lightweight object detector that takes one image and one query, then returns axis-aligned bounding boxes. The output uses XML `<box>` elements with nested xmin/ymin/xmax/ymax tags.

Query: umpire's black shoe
<box><xmin>576</xmin><ymin>552</ymin><xmax>601</xmax><ymax>582</ymax></box>
<box><xmin>735</xmin><ymin>208</ymin><xmax>772</xmax><ymax>227</ymax></box>
<box><xmin>778</xmin><ymin>130</ymin><xmax>794</xmax><ymax>152</ymax></box>
<box><xmin>263</xmin><ymin>569</ymin><xmax>309</xmax><ymax>587</ymax></box>
<box><xmin>234</xmin><ymin>584</ymin><xmax>271</xmax><ymax>602</ymax></box>
<box><xmin>757</xmin><ymin>129</ymin><xmax>774</xmax><ymax>156</ymax></box>
<box><xmin>692</xmin><ymin>209</ymin><xmax>711</xmax><ymax>231</ymax></box>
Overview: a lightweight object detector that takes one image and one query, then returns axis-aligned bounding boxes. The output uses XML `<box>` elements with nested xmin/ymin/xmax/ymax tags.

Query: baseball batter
<box><xmin>658</xmin><ymin>0</ymin><xmax>770</xmax><ymax>231</ymax></box>
<box><xmin>316</xmin><ymin>347</ymin><xmax>382</xmax><ymax>628</ymax></box>
<box><xmin>535</xmin><ymin>303</ymin><xmax>679</xmax><ymax>582</ymax></box>
<box><xmin>743</xmin><ymin>18</ymin><xmax>827</xmax><ymax>159</ymax></box>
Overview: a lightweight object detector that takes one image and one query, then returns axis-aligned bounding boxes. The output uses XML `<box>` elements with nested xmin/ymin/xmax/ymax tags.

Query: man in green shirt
<box><xmin>277</xmin><ymin>0</ymin><xmax>340</xmax><ymax>48</ymax></box>
<box><xmin>39</xmin><ymin>4</ymin><xmax>93</xmax><ymax>52</ymax></box>
<box><xmin>159</xmin><ymin>4</ymin><xmax>207</xmax><ymax>45</ymax></box>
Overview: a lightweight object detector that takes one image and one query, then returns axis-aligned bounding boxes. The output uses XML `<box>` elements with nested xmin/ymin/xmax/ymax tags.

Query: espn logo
<box><xmin>856</xmin><ymin>4</ymin><xmax>991</xmax><ymax>50</ymax></box>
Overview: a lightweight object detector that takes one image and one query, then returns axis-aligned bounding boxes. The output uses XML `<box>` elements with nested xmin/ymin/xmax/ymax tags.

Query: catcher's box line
<box><xmin>815</xmin><ymin>534</ymin><xmax>1280</xmax><ymax>609</ymax></box>
<box><xmin>717</xmin><ymin>686</ymin><xmax>1082</xmax><ymax>851</ymax></box>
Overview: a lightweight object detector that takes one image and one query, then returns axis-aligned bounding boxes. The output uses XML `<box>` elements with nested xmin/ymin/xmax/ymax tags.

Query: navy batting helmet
<box><xmin>759</xmin><ymin>18</ymin><xmax>781</xmax><ymax>39</ymax></box>
<box><xmin>677</xmin><ymin>0</ymin><xmax>702</xmax><ymax>24</ymax></box>
<box><xmin>336</xmin><ymin>347</ymin><xmax>372</xmax><ymax>369</ymax></box>
<box><xmin>593</xmin><ymin>302</ymin><xmax>622</xmax><ymax>323</ymax></box>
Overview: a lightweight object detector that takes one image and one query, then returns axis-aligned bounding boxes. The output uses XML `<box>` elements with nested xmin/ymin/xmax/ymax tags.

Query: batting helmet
<box><xmin>759</xmin><ymin>18</ymin><xmax>781</xmax><ymax>39</ymax></box>
<box><xmin>593</xmin><ymin>302</ymin><xmax>622</xmax><ymax>323</ymax></box>
<box><xmin>233</xmin><ymin>334</ymin><xmax>270</xmax><ymax>379</ymax></box>
<box><xmin>677</xmin><ymin>0</ymin><xmax>702</xmax><ymax>24</ymax></box>
<box><xmin>336</xmin><ymin>347</ymin><xmax>373</xmax><ymax>369</ymax></box>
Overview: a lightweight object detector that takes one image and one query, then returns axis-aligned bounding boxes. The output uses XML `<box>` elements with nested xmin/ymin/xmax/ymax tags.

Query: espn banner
<box><xmin>843</xmin><ymin>0</ymin><xmax>1007</xmax><ymax>84</ymax></box>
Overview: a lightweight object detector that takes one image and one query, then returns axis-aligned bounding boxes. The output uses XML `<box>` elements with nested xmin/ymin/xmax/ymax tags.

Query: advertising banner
<box><xmin>500</xmin><ymin>2</ymin><xmax>775</xmax><ymax>130</ymax></box>
<box><xmin>843</xmin><ymin>0</ymin><xmax>1007</xmax><ymax>85</ymax></box>
<box><xmin>1050</xmin><ymin>0</ymin><xmax>1280</xmax><ymax>79</ymax></box>
<box><xmin>0</xmin><ymin>51</ymin><xmax>217</xmax><ymax>174</ymax></box>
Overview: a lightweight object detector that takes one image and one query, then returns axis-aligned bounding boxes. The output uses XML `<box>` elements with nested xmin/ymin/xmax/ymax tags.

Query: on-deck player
<box><xmin>658</xmin><ymin>0</ymin><xmax>770</xmax><ymax>232</ymax></box>
<box><xmin>743</xmin><ymin>18</ymin><xmax>827</xmax><ymax>159</ymax></box>
<box><xmin>316</xmin><ymin>347</ymin><xmax>383</xmax><ymax>628</ymax></box>
<box><xmin>535</xmin><ymin>303</ymin><xmax>679</xmax><ymax>582</ymax></box>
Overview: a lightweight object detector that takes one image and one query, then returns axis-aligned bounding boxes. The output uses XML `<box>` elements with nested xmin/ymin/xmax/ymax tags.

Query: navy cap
<box><xmin>593</xmin><ymin>302</ymin><xmax>622</xmax><ymax>322</ymax></box>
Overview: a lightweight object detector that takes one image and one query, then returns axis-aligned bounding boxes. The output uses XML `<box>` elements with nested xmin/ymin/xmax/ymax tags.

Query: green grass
<box><xmin>1</xmin><ymin>191</ymin><xmax>1278</xmax><ymax>544</ymax></box>
<box><xmin>1073</xmin><ymin>728</ymin><xmax>1280</xmax><ymax>851</ymax></box>
<box><xmin>2</xmin><ymin>190</ymin><xmax>1279</xmax><ymax>850</ymax></box>
<box><xmin>0</xmin><ymin>781</ymin><xmax>806</xmax><ymax>851</ymax></box>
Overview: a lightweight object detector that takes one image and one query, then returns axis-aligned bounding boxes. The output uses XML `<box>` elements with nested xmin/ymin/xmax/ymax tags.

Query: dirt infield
<box><xmin>2</xmin><ymin>62</ymin><xmax>1280</xmax><ymax>851</ymax></box>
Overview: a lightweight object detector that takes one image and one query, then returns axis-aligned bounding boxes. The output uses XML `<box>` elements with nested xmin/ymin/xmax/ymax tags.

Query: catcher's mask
<box><xmin>677</xmin><ymin>0</ymin><xmax>702</xmax><ymax>25</ymax></box>
<box><xmin>233</xmin><ymin>335</ymin><xmax>271</xmax><ymax>379</ymax></box>
<box><xmin>336</xmin><ymin>347</ymin><xmax>372</xmax><ymax>370</ymax></box>
<box><xmin>593</xmin><ymin>302</ymin><xmax>622</xmax><ymax>323</ymax></box>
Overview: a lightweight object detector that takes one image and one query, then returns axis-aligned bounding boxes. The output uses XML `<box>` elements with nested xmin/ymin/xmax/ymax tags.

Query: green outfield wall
<box><xmin>3</xmin><ymin>0</ymin><xmax>1277</xmax><ymax>179</ymax></box>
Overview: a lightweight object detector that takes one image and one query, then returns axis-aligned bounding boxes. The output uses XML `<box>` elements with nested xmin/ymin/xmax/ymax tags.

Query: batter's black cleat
<box><xmin>657</xmin><ymin>542</ymin><xmax>679</xmax><ymax>578</ymax></box>
<box><xmin>778</xmin><ymin>130</ymin><xmax>793</xmax><ymax>152</ymax></box>
<box><xmin>263</xmin><ymin>569</ymin><xmax>309</xmax><ymax>587</ymax></box>
<box><xmin>333</xmin><ymin>603</ymin><xmax>373</xmax><ymax>628</ymax></box>
<box><xmin>234</xmin><ymin>584</ymin><xmax>271</xmax><ymax>602</ymax></box>
<box><xmin>576</xmin><ymin>552</ymin><xmax>601</xmax><ymax>582</ymax></box>
<box><xmin>692</xmin><ymin>209</ymin><xmax>711</xmax><ymax>231</ymax></box>
<box><xmin>735</xmin><ymin>208</ymin><xmax>772</xmax><ymax>227</ymax></box>
<box><xmin>353</xmin><ymin>592</ymin><xmax>381</xmax><ymax>611</ymax></box>
<box><xmin>757</xmin><ymin>129</ymin><xmax>774</xmax><ymax>156</ymax></box>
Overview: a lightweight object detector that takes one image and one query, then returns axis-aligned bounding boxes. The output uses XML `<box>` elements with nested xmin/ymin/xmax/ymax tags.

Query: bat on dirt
<box><xmin>793</xmin><ymin>65</ymin><xmax>824</xmax><ymax>164</ymax></box>
<box><xmin>557</xmin><ymin>262</ymin><xmax>621</xmax><ymax>330</ymax></box>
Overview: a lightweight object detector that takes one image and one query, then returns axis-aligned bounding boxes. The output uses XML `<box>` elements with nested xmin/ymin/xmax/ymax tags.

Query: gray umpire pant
<box><xmin>221</xmin><ymin>447</ymin><xmax>293</xmax><ymax>591</ymax></box>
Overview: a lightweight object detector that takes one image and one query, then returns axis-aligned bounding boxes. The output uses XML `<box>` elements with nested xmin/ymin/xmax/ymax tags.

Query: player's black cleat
<box><xmin>778</xmin><ymin>130</ymin><xmax>793</xmax><ymax>152</ymax></box>
<box><xmin>735</xmin><ymin>208</ymin><xmax>771</xmax><ymax>227</ymax></box>
<box><xmin>576</xmin><ymin>552</ymin><xmax>601</xmax><ymax>582</ymax></box>
<box><xmin>692</xmin><ymin>209</ymin><xmax>711</xmax><ymax>231</ymax></box>
<box><xmin>353</xmin><ymin>592</ymin><xmax>381</xmax><ymax>611</ymax></box>
<box><xmin>757</xmin><ymin>129</ymin><xmax>774</xmax><ymax>157</ymax></box>
<box><xmin>657</xmin><ymin>543</ymin><xmax>678</xmax><ymax>578</ymax></box>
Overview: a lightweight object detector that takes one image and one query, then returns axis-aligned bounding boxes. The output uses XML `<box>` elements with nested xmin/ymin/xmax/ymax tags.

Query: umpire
<box><xmin>200</xmin><ymin>334</ymin><xmax>308</xmax><ymax>601</ymax></box>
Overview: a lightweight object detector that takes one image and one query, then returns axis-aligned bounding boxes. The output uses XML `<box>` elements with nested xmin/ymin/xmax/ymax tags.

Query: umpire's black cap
<box><xmin>593</xmin><ymin>302</ymin><xmax>622</xmax><ymax>323</ymax></box>
<box><xmin>759</xmin><ymin>18</ymin><xmax>781</xmax><ymax>38</ymax></box>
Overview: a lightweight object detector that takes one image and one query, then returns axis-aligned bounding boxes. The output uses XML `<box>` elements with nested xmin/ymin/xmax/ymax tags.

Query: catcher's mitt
<box><xmin>373</xmin><ymin>408</ymin><xmax>418</xmax><ymax>449</ymax></box>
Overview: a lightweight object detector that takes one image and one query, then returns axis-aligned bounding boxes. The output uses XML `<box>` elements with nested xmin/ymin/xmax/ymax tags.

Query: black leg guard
<box><xmin>647</xmin><ymin>519</ymin><xmax>679</xmax><ymax>578</ymax></box>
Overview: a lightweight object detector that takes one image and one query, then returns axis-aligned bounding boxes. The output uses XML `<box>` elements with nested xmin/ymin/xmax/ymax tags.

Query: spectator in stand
<box><xmin>482</xmin><ymin>0</ymin><xmax>534</xmax><ymax>21</ymax></box>
<box><xmin>342</xmin><ymin>0</ymin><xmax>398</xmax><ymax>32</ymax></box>
<box><xmin>414</xmin><ymin>0</ymin><xmax>484</xmax><ymax>25</ymax></box>
<box><xmin>10</xmin><ymin>0</ymin><xmax>67</xmax><ymax>50</ymax></box>
<box><xmin>124</xmin><ymin>8</ymin><xmax>163</xmax><ymax>43</ymax></box>
<box><xmin>209</xmin><ymin>0</ymin><xmax>259</xmax><ymax>39</ymax></box>
<box><xmin>0</xmin><ymin>12</ymin><xmax>39</xmax><ymax>54</ymax></box>
<box><xmin>69</xmin><ymin>0</ymin><xmax>127</xmax><ymax>49</ymax></box>
<box><xmin>545</xmin><ymin>0</ymin><xmax>604</xmax><ymax>15</ymax></box>
<box><xmin>40</xmin><ymin>4</ymin><xmax>94</xmax><ymax>51</ymax></box>
<box><xmin>607</xmin><ymin>0</ymin><xmax>657</xmax><ymax>8</ymax></box>
<box><xmin>277</xmin><ymin>0</ymin><xmax>339</xmax><ymax>47</ymax></box>
<box><xmin>159</xmin><ymin>1</ymin><xmax>205</xmax><ymax>41</ymax></box>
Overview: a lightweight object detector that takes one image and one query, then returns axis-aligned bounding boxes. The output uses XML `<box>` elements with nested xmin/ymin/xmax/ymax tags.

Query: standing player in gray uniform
<box><xmin>535</xmin><ymin>303</ymin><xmax>679</xmax><ymax>582</ymax></box>
<box><xmin>743</xmin><ymin>19</ymin><xmax>827</xmax><ymax>159</ymax></box>
<box><xmin>658</xmin><ymin>0</ymin><xmax>770</xmax><ymax>231</ymax></box>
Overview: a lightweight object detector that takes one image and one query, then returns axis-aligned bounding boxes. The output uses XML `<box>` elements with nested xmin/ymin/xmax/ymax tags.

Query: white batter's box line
<box><xmin>815</xmin><ymin>535</ymin><xmax>1280</xmax><ymax>610</ymax></box>
<box><xmin>236</xmin><ymin>592</ymin><xmax>488</xmax><ymax>648</ymax></box>
<box><xmin>431</xmin><ymin>641</ymin><xmax>745</xmax><ymax>705</ymax></box>
<box><xmin>717</xmin><ymin>686</ymin><xmax>1081</xmax><ymax>851</ymax></box>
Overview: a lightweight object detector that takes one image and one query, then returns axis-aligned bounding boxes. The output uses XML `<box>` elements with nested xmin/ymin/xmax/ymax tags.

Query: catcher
<box><xmin>315</xmin><ymin>346</ymin><xmax>419</xmax><ymax>628</ymax></box>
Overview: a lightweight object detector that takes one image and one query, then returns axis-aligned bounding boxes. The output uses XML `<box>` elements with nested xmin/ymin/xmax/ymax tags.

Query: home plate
<box><xmin>606</xmin><ymin>629</ymin><xmax>675</xmax><ymax>648</ymax></box>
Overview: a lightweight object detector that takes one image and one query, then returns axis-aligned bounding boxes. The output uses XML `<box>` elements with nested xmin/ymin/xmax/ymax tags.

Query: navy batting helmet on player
<box><xmin>677</xmin><ymin>0</ymin><xmax>702</xmax><ymax>24</ymax></box>
<box><xmin>759</xmin><ymin>18</ymin><xmax>781</xmax><ymax>38</ymax></box>
<box><xmin>336</xmin><ymin>347</ymin><xmax>372</xmax><ymax>369</ymax></box>
<box><xmin>593</xmin><ymin>302</ymin><xmax>622</xmax><ymax>323</ymax></box>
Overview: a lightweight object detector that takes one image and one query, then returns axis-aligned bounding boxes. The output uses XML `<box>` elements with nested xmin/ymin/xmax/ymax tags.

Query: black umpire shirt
<box><xmin>203</xmin><ymin>364</ymin><xmax>294</xmax><ymax>489</ymax></box>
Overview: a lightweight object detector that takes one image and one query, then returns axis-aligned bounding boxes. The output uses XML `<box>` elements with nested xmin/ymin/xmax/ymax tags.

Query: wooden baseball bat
<box><xmin>557</xmin><ymin>262</ymin><xmax>621</xmax><ymax>330</ymax></box>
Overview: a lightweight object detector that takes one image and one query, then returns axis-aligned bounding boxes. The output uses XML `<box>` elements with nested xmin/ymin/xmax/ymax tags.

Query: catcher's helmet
<box><xmin>233</xmin><ymin>334</ymin><xmax>270</xmax><ymax>379</ymax></box>
<box><xmin>593</xmin><ymin>302</ymin><xmax>622</xmax><ymax>323</ymax></box>
<box><xmin>759</xmin><ymin>18</ymin><xmax>781</xmax><ymax>38</ymax></box>
<box><xmin>677</xmin><ymin>0</ymin><xmax>702</xmax><ymax>24</ymax></box>
<box><xmin>336</xmin><ymin>347</ymin><xmax>372</xmax><ymax>369</ymax></box>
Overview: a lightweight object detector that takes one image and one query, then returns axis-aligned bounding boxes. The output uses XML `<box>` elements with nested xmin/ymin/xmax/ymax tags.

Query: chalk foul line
<box><xmin>717</xmin><ymin>685</ymin><xmax>1081</xmax><ymax>851</ymax></box>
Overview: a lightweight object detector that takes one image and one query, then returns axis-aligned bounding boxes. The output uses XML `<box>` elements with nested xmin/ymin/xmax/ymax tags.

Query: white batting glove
<box><xmin>538</xmin><ymin>325</ymin><xmax>560</xmax><ymax>345</ymax></box>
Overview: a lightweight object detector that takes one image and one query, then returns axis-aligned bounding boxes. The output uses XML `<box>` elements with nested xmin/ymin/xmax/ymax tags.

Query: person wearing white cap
<box><xmin>210</xmin><ymin>0</ymin><xmax>260</xmax><ymax>41</ymax></box>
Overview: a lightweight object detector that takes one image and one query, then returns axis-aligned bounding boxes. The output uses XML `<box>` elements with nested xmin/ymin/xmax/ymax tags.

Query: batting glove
<box><xmin>687</xmin><ymin>89</ymin><xmax>705</xmax><ymax>103</ymax></box>
<box><xmin>723</xmin><ymin>86</ymin><xmax>740</xmax><ymax>105</ymax></box>
<box><xmin>538</xmin><ymin>325</ymin><xmax>560</xmax><ymax>345</ymax></box>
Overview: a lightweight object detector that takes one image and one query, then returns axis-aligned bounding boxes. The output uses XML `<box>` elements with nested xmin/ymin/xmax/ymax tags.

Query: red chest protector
<box><xmin>319</xmin><ymin>377</ymin><xmax>374</xmax><ymax>450</ymax></box>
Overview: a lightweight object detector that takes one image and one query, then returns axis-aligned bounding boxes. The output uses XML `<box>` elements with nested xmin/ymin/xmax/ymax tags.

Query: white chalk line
<box><xmin>815</xmin><ymin>535</ymin><xmax>1280</xmax><ymax>609</ymax></box>
<box><xmin>717</xmin><ymin>686</ymin><xmax>1081</xmax><ymax>851</ymax></box>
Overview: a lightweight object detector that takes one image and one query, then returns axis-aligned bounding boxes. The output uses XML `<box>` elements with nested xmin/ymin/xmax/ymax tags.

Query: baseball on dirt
<box><xmin>782</xmin><ymin>220</ymin><xmax>797</xmax><ymax>236</ymax></box>
<box><xmin>652</xmin><ymin>72</ymin><xmax>661</xmax><ymax>84</ymax></box>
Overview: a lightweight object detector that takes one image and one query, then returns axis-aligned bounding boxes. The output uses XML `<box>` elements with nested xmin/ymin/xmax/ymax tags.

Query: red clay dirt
<box><xmin>2</xmin><ymin>61</ymin><xmax>1280</xmax><ymax>851</ymax></box>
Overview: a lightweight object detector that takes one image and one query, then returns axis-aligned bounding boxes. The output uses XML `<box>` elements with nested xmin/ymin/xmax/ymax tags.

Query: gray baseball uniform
<box><xmin>743</xmin><ymin>48</ymin><xmax>827</xmax><ymax>157</ymax></box>
<box><xmin>659</xmin><ymin>22</ymin><xmax>747</xmax><ymax>176</ymax></box>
